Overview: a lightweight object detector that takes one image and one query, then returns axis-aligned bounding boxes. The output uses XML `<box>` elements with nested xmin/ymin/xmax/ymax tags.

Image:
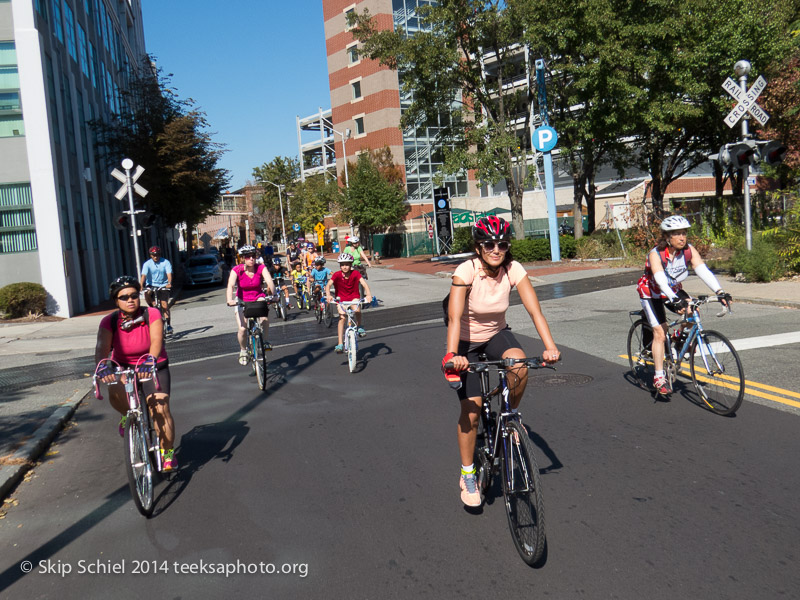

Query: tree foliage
<box><xmin>339</xmin><ymin>148</ymin><xmax>409</xmax><ymax>243</ymax></box>
<box><xmin>252</xmin><ymin>155</ymin><xmax>300</xmax><ymax>236</ymax></box>
<box><xmin>92</xmin><ymin>57</ymin><xmax>229</xmax><ymax>240</ymax></box>
<box><xmin>353</xmin><ymin>0</ymin><xmax>534</xmax><ymax>239</ymax></box>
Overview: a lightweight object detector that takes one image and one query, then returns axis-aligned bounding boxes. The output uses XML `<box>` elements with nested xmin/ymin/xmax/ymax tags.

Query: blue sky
<box><xmin>141</xmin><ymin>1</ymin><xmax>332</xmax><ymax>191</ymax></box>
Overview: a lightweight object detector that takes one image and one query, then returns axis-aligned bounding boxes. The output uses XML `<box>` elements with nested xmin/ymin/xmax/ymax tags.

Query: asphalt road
<box><xmin>1</xmin><ymin>314</ymin><xmax>798</xmax><ymax>598</ymax></box>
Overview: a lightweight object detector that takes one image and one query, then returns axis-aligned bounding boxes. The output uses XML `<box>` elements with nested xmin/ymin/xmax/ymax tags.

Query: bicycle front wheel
<box><xmin>124</xmin><ymin>413</ymin><xmax>155</xmax><ymax>516</ymax></box>
<box><xmin>323</xmin><ymin>303</ymin><xmax>333</xmax><ymax>328</ymax></box>
<box><xmin>689</xmin><ymin>329</ymin><xmax>744</xmax><ymax>416</ymax></box>
<box><xmin>627</xmin><ymin>319</ymin><xmax>656</xmax><ymax>391</ymax></box>
<box><xmin>254</xmin><ymin>332</ymin><xmax>268</xmax><ymax>390</ymax></box>
<box><xmin>346</xmin><ymin>328</ymin><xmax>357</xmax><ymax>373</ymax></box>
<box><xmin>502</xmin><ymin>420</ymin><xmax>546</xmax><ymax>566</ymax></box>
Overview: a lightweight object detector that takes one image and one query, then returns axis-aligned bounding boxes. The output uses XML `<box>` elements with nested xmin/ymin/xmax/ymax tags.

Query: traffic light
<box><xmin>758</xmin><ymin>140</ymin><xmax>787</xmax><ymax>165</ymax></box>
<box><xmin>140</xmin><ymin>212</ymin><xmax>157</xmax><ymax>228</ymax></box>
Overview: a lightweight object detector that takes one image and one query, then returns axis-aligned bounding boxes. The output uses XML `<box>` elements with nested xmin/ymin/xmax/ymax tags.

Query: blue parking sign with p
<box><xmin>532</xmin><ymin>126</ymin><xmax>558</xmax><ymax>153</ymax></box>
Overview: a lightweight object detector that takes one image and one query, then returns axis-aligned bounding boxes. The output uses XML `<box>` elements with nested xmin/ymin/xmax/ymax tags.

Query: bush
<box><xmin>511</xmin><ymin>236</ymin><xmax>576</xmax><ymax>262</ymax></box>
<box><xmin>0</xmin><ymin>282</ymin><xmax>48</xmax><ymax>318</ymax></box>
<box><xmin>451</xmin><ymin>225</ymin><xmax>474</xmax><ymax>254</ymax></box>
<box><xmin>730</xmin><ymin>236</ymin><xmax>786</xmax><ymax>282</ymax></box>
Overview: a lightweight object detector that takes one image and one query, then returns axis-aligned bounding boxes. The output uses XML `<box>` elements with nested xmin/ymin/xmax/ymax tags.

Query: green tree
<box><xmin>291</xmin><ymin>174</ymin><xmax>343</xmax><ymax>234</ymax></box>
<box><xmin>353</xmin><ymin>1</ymin><xmax>534</xmax><ymax>239</ymax></box>
<box><xmin>92</xmin><ymin>58</ymin><xmax>229</xmax><ymax>250</ymax></box>
<box><xmin>524</xmin><ymin>0</ymin><xmax>636</xmax><ymax>237</ymax></box>
<box><xmin>252</xmin><ymin>156</ymin><xmax>301</xmax><ymax>237</ymax></box>
<box><xmin>340</xmin><ymin>148</ymin><xmax>409</xmax><ymax>248</ymax></box>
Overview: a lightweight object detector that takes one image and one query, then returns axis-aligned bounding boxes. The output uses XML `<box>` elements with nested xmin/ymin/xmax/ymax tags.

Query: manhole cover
<box><xmin>527</xmin><ymin>373</ymin><xmax>593</xmax><ymax>387</ymax></box>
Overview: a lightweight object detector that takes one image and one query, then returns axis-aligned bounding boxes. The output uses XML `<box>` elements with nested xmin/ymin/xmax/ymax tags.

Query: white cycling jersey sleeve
<box><xmin>653</xmin><ymin>270</ymin><xmax>679</xmax><ymax>301</ymax></box>
<box><xmin>695</xmin><ymin>263</ymin><xmax>722</xmax><ymax>293</ymax></box>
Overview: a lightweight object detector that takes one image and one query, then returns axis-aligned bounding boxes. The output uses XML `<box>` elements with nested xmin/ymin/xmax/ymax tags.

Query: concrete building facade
<box><xmin>1</xmin><ymin>0</ymin><xmax>148</xmax><ymax>316</ymax></box>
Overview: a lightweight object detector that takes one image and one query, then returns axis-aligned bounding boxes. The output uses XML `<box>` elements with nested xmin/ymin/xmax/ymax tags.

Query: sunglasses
<box><xmin>480</xmin><ymin>240</ymin><xmax>510</xmax><ymax>252</ymax></box>
<box><xmin>243</xmin><ymin>254</ymin><xmax>256</xmax><ymax>259</ymax></box>
<box><xmin>117</xmin><ymin>293</ymin><xmax>140</xmax><ymax>301</ymax></box>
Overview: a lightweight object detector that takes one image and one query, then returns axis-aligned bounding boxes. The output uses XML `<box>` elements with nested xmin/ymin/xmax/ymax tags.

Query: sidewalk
<box><xmin>1</xmin><ymin>257</ymin><xmax>797</xmax><ymax>501</ymax></box>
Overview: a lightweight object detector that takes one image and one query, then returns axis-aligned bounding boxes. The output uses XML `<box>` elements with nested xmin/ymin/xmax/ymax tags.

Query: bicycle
<box><xmin>143</xmin><ymin>285</ymin><xmax>172</xmax><ymax>340</ymax></box>
<box><xmin>272</xmin><ymin>276</ymin><xmax>289</xmax><ymax>322</ymax></box>
<box><xmin>444</xmin><ymin>355</ymin><xmax>553</xmax><ymax>566</ymax></box>
<box><xmin>93</xmin><ymin>354</ymin><xmax>166</xmax><ymax>517</ymax></box>
<box><xmin>331</xmin><ymin>298</ymin><xmax>367</xmax><ymax>373</ymax></box>
<box><xmin>236</xmin><ymin>299</ymin><xmax>274</xmax><ymax>390</ymax></box>
<box><xmin>627</xmin><ymin>295</ymin><xmax>744</xmax><ymax>416</ymax></box>
<box><xmin>312</xmin><ymin>285</ymin><xmax>333</xmax><ymax>327</ymax></box>
<box><xmin>294</xmin><ymin>278</ymin><xmax>310</xmax><ymax>310</ymax></box>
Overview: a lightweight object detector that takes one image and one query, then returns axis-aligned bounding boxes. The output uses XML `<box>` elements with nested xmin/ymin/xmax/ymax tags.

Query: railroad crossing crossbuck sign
<box><xmin>722</xmin><ymin>75</ymin><xmax>769</xmax><ymax>128</ymax></box>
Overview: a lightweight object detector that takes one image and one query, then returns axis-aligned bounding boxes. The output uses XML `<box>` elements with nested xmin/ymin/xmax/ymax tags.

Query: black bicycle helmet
<box><xmin>108</xmin><ymin>275</ymin><xmax>141</xmax><ymax>299</ymax></box>
<box><xmin>314</xmin><ymin>257</ymin><xmax>326</xmax><ymax>266</ymax></box>
<box><xmin>473</xmin><ymin>216</ymin><xmax>511</xmax><ymax>242</ymax></box>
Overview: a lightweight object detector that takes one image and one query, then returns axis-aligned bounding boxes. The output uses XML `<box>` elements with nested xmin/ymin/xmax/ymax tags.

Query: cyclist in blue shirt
<box><xmin>310</xmin><ymin>257</ymin><xmax>332</xmax><ymax>299</ymax></box>
<box><xmin>140</xmin><ymin>246</ymin><xmax>173</xmax><ymax>335</ymax></box>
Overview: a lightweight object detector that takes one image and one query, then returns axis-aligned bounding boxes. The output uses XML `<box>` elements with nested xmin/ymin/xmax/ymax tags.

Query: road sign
<box><xmin>293</xmin><ymin>223</ymin><xmax>300</xmax><ymax>232</ymax></box>
<box><xmin>722</xmin><ymin>75</ymin><xmax>769</xmax><ymax>128</ymax></box>
<box><xmin>532</xmin><ymin>125</ymin><xmax>558</xmax><ymax>153</ymax></box>
<box><xmin>314</xmin><ymin>222</ymin><xmax>325</xmax><ymax>234</ymax></box>
<box><xmin>111</xmin><ymin>164</ymin><xmax>148</xmax><ymax>200</ymax></box>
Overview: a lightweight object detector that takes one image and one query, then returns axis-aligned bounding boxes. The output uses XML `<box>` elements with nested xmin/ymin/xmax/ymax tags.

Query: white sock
<box><xmin>655</xmin><ymin>370</ymin><xmax>665</xmax><ymax>378</ymax></box>
<box><xmin>461</xmin><ymin>464</ymin><xmax>475</xmax><ymax>474</ymax></box>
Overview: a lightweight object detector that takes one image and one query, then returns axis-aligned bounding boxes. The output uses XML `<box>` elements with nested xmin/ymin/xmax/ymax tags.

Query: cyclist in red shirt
<box><xmin>325</xmin><ymin>253</ymin><xmax>372</xmax><ymax>354</ymax></box>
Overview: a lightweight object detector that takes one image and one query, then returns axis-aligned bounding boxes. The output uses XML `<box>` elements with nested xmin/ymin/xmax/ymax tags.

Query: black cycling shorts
<box><xmin>640</xmin><ymin>289</ymin><xmax>690</xmax><ymax>328</ymax></box>
<box><xmin>454</xmin><ymin>328</ymin><xmax>521</xmax><ymax>401</ymax></box>
<box><xmin>140</xmin><ymin>365</ymin><xmax>171</xmax><ymax>397</ymax></box>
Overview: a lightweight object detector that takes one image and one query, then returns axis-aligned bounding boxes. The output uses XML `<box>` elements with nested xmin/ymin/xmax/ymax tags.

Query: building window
<box><xmin>351</xmin><ymin>80</ymin><xmax>362</xmax><ymax>101</ymax></box>
<box><xmin>64</xmin><ymin>2</ymin><xmax>77</xmax><ymax>61</ymax></box>
<box><xmin>354</xmin><ymin>116</ymin><xmax>365</xmax><ymax>136</ymax></box>
<box><xmin>0</xmin><ymin>115</ymin><xmax>24</xmax><ymax>137</ymax></box>
<box><xmin>78</xmin><ymin>23</ymin><xmax>89</xmax><ymax>77</ymax></box>
<box><xmin>344</xmin><ymin>6</ymin><xmax>355</xmax><ymax>31</ymax></box>
<box><xmin>0</xmin><ymin>184</ymin><xmax>37</xmax><ymax>254</ymax></box>
<box><xmin>0</xmin><ymin>43</ymin><xmax>23</xmax><ymax>137</ymax></box>
<box><xmin>52</xmin><ymin>0</ymin><xmax>64</xmax><ymax>42</ymax></box>
<box><xmin>36</xmin><ymin>0</ymin><xmax>49</xmax><ymax>21</ymax></box>
<box><xmin>347</xmin><ymin>44</ymin><xmax>359</xmax><ymax>65</ymax></box>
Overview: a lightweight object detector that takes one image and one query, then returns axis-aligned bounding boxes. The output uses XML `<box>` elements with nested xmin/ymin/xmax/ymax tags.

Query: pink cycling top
<box><xmin>98</xmin><ymin>307</ymin><xmax>168</xmax><ymax>367</ymax></box>
<box><xmin>233</xmin><ymin>263</ymin><xmax>267</xmax><ymax>302</ymax></box>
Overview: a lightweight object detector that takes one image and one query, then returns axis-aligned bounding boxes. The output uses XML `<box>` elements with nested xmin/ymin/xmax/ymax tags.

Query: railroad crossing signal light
<box><xmin>140</xmin><ymin>212</ymin><xmax>156</xmax><ymax>228</ymax></box>
<box><xmin>113</xmin><ymin>213</ymin><xmax>130</xmax><ymax>230</ymax></box>
<box><xmin>726</xmin><ymin>142</ymin><xmax>757</xmax><ymax>169</ymax></box>
<box><xmin>758</xmin><ymin>140</ymin><xmax>787</xmax><ymax>165</ymax></box>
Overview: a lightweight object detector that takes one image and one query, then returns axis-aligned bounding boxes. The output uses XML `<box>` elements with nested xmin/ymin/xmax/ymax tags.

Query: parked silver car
<box><xmin>185</xmin><ymin>254</ymin><xmax>225</xmax><ymax>286</ymax></box>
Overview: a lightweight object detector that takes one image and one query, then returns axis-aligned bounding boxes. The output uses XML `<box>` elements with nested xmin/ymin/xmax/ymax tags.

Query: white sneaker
<box><xmin>238</xmin><ymin>350</ymin><xmax>248</xmax><ymax>365</ymax></box>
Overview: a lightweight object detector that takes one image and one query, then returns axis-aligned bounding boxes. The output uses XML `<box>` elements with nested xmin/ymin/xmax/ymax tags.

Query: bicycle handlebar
<box><xmin>684</xmin><ymin>295</ymin><xmax>732</xmax><ymax>319</ymax></box>
<box><xmin>444</xmin><ymin>357</ymin><xmax>557</xmax><ymax>372</ymax></box>
<box><xmin>93</xmin><ymin>354</ymin><xmax>161</xmax><ymax>400</ymax></box>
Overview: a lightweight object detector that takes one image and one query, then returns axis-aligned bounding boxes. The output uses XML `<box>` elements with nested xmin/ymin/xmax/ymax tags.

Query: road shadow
<box><xmin>151</xmin><ymin>420</ymin><xmax>250</xmax><ymax>516</ymax></box>
<box><xmin>351</xmin><ymin>342</ymin><xmax>393</xmax><ymax>373</ymax></box>
<box><xmin>167</xmin><ymin>325</ymin><xmax>213</xmax><ymax>341</ymax></box>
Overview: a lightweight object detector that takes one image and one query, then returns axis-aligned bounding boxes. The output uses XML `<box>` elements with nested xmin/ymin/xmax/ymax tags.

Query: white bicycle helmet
<box><xmin>348</xmin><ymin>236</ymin><xmax>359</xmax><ymax>244</ymax></box>
<box><xmin>660</xmin><ymin>215</ymin><xmax>690</xmax><ymax>232</ymax></box>
<box><xmin>238</xmin><ymin>244</ymin><xmax>257</xmax><ymax>255</ymax></box>
<box><xmin>337</xmin><ymin>253</ymin><xmax>354</xmax><ymax>263</ymax></box>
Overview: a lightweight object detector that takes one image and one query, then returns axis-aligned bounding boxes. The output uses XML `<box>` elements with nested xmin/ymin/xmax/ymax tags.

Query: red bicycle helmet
<box><xmin>473</xmin><ymin>216</ymin><xmax>511</xmax><ymax>242</ymax></box>
<box><xmin>148</xmin><ymin>246</ymin><xmax>161</xmax><ymax>255</ymax></box>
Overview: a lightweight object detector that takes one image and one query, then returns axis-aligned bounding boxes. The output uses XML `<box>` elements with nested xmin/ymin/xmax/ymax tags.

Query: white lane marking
<box><xmin>715</xmin><ymin>331</ymin><xmax>800</xmax><ymax>353</ymax></box>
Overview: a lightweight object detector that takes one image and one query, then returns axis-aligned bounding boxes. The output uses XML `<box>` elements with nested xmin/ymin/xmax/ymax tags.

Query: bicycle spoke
<box><xmin>689</xmin><ymin>330</ymin><xmax>744</xmax><ymax>416</ymax></box>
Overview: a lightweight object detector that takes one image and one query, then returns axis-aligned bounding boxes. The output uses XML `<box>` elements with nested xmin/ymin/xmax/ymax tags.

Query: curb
<box><xmin>735</xmin><ymin>297</ymin><xmax>800</xmax><ymax>310</ymax></box>
<box><xmin>0</xmin><ymin>386</ymin><xmax>90</xmax><ymax>502</ymax></box>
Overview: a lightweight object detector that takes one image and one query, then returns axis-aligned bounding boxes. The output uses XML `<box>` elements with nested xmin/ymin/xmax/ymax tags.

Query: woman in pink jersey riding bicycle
<box><xmin>95</xmin><ymin>275</ymin><xmax>177</xmax><ymax>471</ymax></box>
<box><xmin>226</xmin><ymin>244</ymin><xmax>277</xmax><ymax>365</ymax></box>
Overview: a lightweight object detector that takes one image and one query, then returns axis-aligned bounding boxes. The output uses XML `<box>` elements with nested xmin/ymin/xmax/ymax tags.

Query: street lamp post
<box><xmin>264</xmin><ymin>180</ymin><xmax>287</xmax><ymax>249</ymax></box>
<box><xmin>323</xmin><ymin>118</ymin><xmax>352</xmax><ymax>188</ymax></box>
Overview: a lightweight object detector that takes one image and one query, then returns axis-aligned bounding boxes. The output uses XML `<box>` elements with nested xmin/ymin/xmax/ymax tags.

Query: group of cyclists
<box><xmin>94</xmin><ymin>213</ymin><xmax>730</xmax><ymax>507</ymax></box>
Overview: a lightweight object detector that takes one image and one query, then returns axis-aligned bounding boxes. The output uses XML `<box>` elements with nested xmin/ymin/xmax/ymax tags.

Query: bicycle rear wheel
<box><xmin>346</xmin><ymin>328</ymin><xmax>357</xmax><ymax>373</ymax></box>
<box><xmin>254</xmin><ymin>332</ymin><xmax>268</xmax><ymax>390</ymax></box>
<box><xmin>627</xmin><ymin>319</ymin><xmax>656</xmax><ymax>391</ymax></box>
<box><xmin>124</xmin><ymin>413</ymin><xmax>155</xmax><ymax>516</ymax></box>
<box><xmin>689</xmin><ymin>329</ymin><xmax>744</xmax><ymax>416</ymax></box>
<box><xmin>502</xmin><ymin>420</ymin><xmax>546</xmax><ymax>566</ymax></box>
